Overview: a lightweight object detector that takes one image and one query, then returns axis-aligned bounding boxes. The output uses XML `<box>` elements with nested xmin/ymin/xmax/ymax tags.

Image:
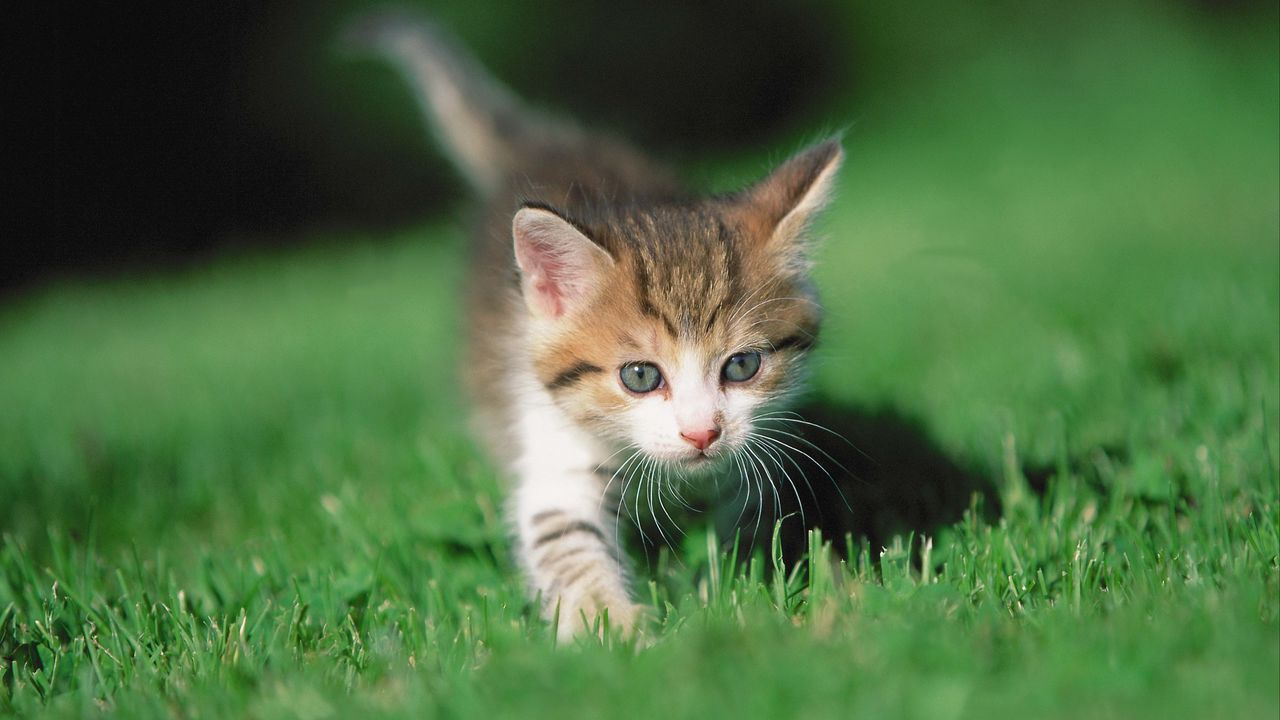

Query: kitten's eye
<box><xmin>722</xmin><ymin>351</ymin><xmax>761</xmax><ymax>383</ymax></box>
<box><xmin>619</xmin><ymin>362</ymin><xmax>663</xmax><ymax>393</ymax></box>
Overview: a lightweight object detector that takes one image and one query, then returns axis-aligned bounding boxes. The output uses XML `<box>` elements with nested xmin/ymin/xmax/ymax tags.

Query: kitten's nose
<box><xmin>680</xmin><ymin>427</ymin><xmax>720</xmax><ymax>452</ymax></box>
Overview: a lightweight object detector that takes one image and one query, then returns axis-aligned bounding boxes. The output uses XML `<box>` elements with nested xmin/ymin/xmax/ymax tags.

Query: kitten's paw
<box><xmin>554</xmin><ymin>598</ymin><xmax>648</xmax><ymax>644</ymax></box>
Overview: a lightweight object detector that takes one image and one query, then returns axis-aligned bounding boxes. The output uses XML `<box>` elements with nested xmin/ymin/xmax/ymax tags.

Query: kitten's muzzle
<box><xmin>679</xmin><ymin>427</ymin><xmax>720</xmax><ymax>452</ymax></box>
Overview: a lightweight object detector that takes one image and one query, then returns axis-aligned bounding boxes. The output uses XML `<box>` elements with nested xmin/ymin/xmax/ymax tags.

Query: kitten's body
<box><xmin>358</xmin><ymin>15</ymin><xmax>841</xmax><ymax>640</ymax></box>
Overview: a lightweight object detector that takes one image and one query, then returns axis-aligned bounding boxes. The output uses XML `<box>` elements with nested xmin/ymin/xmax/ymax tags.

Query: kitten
<box><xmin>353</xmin><ymin>14</ymin><xmax>842</xmax><ymax>641</ymax></box>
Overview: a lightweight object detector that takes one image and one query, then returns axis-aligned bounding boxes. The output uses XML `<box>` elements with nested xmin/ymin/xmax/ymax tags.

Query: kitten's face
<box><xmin>516</xmin><ymin>140</ymin><xmax>841</xmax><ymax>474</ymax></box>
<box><xmin>536</xmin><ymin>218</ymin><xmax>820</xmax><ymax>471</ymax></box>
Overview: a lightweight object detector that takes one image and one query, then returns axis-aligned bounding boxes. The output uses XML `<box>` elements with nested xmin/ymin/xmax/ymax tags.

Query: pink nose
<box><xmin>680</xmin><ymin>428</ymin><xmax>721</xmax><ymax>452</ymax></box>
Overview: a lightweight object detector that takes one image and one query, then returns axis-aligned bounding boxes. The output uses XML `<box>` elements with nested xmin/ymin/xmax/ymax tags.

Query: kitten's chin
<box><xmin>658</xmin><ymin>449</ymin><xmax>732</xmax><ymax>476</ymax></box>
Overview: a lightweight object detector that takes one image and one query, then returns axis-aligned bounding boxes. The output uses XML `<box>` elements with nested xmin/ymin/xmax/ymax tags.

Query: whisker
<box><xmin>727</xmin><ymin>294</ymin><xmax>820</xmax><ymax>328</ymax></box>
<box><xmin>665</xmin><ymin>472</ymin><xmax>697</xmax><ymax>512</ymax></box>
<box><xmin>622</xmin><ymin>455</ymin><xmax>653</xmax><ymax>548</ymax></box>
<box><xmin>655</xmin><ymin>468</ymin><xmax>684</xmax><ymax>547</ymax></box>
<box><xmin>640</xmin><ymin>457</ymin><xmax>658</xmax><ymax>543</ymax></box>
<box><xmin>600</xmin><ymin>446</ymin><xmax>643</xmax><ymax>515</ymax></box>
<box><xmin>744</xmin><ymin>438</ymin><xmax>783</xmax><ymax>531</ymax></box>
<box><xmin>755</xmin><ymin>412</ymin><xmax>875</xmax><ymax>464</ymax></box>
<box><xmin>721</xmin><ymin>282</ymin><xmax>775</xmax><ymax>326</ymax></box>
<box><xmin>749</xmin><ymin>434</ymin><xmax>807</xmax><ymax>528</ymax></box>
<box><xmin>645</xmin><ymin>456</ymin><xmax>675</xmax><ymax>551</ymax></box>
<box><xmin>594</xmin><ymin>442</ymin><xmax>641</xmax><ymax>474</ymax></box>
<box><xmin>755</xmin><ymin>430</ymin><xmax>855</xmax><ymax>514</ymax></box>
<box><xmin>757</xmin><ymin>425</ymin><xmax>848</xmax><ymax>474</ymax></box>
<box><xmin>742</xmin><ymin>438</ymin><xmax>782</xmax><ymax>525</ymax></box>
<box><xmin>760</xmin><ymin>431</ymin><xmax>822</xmax><ymax>511</ymax></box>
<box><xmin>744</xmin><ymin>442</ymin><xmax>767</xmax><ymax>544</ymax></box>
<box><xmin>614</xmin><ymin>451</ymin><xmax>648</xmax><ymax>548</ymax></box>
<box><xmin>730</xmin><ymin>452</ymin><xmax>753</xmax><ymax>530</ymax></box>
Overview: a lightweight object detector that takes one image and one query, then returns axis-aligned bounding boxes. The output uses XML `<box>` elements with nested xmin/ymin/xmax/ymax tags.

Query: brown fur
<box><xmin>356</xmin><ymin>13</ymin><xmax>843</xmax><ymax>637</ymax></box>
<box><xmin>465</xmin><ymin>139</ymin><xmax>838</xmax><ymax>466</ymax></box>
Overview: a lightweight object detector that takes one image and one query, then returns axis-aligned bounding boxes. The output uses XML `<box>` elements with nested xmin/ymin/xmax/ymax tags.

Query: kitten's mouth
<box><xmin>636</xmin><ymin>441</ymin><xmax>737</xmax><ymax>474</ymax></box>
<box><xmin>670</xmin><ymin>448</ymin><xmax>731</xmax><ymax>474</ymax></box>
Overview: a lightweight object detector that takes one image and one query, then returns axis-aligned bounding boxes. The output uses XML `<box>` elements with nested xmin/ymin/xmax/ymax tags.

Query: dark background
<box><xmin>7</xmin><ymin>0</ymin><xmax>1263</xmax><ymax>294</ymax></box>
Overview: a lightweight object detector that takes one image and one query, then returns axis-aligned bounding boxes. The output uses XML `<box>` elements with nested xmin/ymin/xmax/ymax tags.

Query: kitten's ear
<box><xmin>512</xmin><ymin>205</ymin><xmax>615</xmax><ymax>320</ymax></box>
<box><xmin>741</xmin><ymin>139</ymin><xmax>844</xmax><ymax>262</ymax></box>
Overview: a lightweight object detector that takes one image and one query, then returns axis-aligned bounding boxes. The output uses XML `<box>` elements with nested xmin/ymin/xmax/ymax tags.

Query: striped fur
<box><xmin>356</xmin><ymin>13</ymin><xmax>842</xmax><ymax>642</ymax></box>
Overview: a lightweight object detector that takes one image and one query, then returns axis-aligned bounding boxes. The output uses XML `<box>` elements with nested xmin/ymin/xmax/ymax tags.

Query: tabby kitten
<box><xmin>356</xmin><ymin>15</ymin><xmax>842</xmax><ymax>641</ymax></box>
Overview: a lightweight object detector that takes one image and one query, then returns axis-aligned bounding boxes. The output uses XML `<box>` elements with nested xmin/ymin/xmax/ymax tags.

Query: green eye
<box><xmin>722</xmin><ymin>351</ymin><xmax>761</xmax><ymax>383</ymax></box>
<box><xmin>620</xmin><ymin>362</ymin><xmax>663</xmax><ymax>393</ymax></box>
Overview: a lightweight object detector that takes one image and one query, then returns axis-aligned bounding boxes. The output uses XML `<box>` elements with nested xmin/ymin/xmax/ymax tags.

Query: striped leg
<box><xmin>514</xmin><ymin>468</ymin><xmax>640</xmax><ymax>642</ymax></box>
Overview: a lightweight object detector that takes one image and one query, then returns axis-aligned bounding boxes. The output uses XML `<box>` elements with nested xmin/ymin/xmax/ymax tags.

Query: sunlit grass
<box><xmin>2</xmin><ymin>4</ymin><xmax>1277</xmax><ymax>717</ymax></box>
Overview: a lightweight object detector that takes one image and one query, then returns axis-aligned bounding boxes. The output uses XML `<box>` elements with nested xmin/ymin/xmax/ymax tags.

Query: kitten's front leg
<box><xmin>514</xmin><ymin>464</ymin><xmax>641</xmax><ymax>642</ymax></box>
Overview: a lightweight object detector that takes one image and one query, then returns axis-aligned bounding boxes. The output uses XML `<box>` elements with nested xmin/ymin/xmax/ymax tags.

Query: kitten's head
<box><xmin>517</xmin><ymin>140</ymin><xmax>842</xmax><ymax>472</ymax></box>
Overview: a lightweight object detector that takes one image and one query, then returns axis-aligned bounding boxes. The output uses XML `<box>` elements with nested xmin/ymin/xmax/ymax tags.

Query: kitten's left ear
<box><xmin>741</xmin><ymin>138</ymin><xmax>844</xmax><ymax>263</ymax></box>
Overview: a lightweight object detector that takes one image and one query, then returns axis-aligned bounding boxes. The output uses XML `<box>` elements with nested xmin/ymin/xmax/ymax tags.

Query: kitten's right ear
<box><xmin>739</xmin><ymin>138</ymin><xmax>844</xmax><ymax>269</ymax></box>
<box><xmin>512</xmin><ymin>205</ymin><xmax>615</xmax><ymax>320</ymax></box>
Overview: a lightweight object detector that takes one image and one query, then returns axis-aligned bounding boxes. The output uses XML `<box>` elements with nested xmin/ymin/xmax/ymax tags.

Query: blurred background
<box><xmin>13</xmin><ymin>0</ymin><xmax>1274</xmax><ymax>293</ymax></box>
<box><xmin>2</xmin><ymin>0</ymin><xmax>1276</xmax><ymax>551</ymax></box>
<box><xmin>1</xmin><ymin>6</ymin><xmax>1276</xmax><ymax>712</ymax></box>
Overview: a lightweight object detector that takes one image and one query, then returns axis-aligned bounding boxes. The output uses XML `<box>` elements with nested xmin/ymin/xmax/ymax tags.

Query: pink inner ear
<box><xmin>513</xmin><ymin>207</ymin><xmax>612</xmax><ymax>319</ymax></box>
<box><xmin>530</xmin><ymin>266</ymin><xmax>565</xmax><ymax>317</ymax></box>
<box><xmin>522</xmin><ymin>235</ymin><xmax>574</xmax><ymax>318</ymax></box>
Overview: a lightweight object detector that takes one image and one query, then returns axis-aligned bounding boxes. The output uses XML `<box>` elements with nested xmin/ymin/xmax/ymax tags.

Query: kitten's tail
<box><xmin>344</xmin><ymin>11</ymin><xmax>571</xmax><ymax>194</ymax></box>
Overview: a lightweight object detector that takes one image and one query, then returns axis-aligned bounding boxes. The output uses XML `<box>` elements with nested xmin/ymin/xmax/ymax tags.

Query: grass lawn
<box><xmin>3</xmin><ymin>5</ymin><xmax>1277</xmax><ymax>718</ymax></box>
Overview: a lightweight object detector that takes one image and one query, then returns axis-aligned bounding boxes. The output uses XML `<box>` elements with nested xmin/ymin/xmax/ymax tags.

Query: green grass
<box><xmin>3</xmin><ymin>5</ymin><xmax>1278</xmax><ymax>718</ymax></box>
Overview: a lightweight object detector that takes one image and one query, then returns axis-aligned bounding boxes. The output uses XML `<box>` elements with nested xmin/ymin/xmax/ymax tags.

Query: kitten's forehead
<box><xmin>600</xmin><ymin>204</ymin><xmax>815</xmax><ymax>347</ymax></box>
<box><xmin>621</xmin><ymin>207</ymin><xmax>740</xmax><ymax>338</ymax></box>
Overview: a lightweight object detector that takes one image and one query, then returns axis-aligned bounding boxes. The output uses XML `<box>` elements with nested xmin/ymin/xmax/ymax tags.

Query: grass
<box><xmin>3</xmin><ymin>4</ymin><xmax>1278</xmax><ymax>718</ymax></box>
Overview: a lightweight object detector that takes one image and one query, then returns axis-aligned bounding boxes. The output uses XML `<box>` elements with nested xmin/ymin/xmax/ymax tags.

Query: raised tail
<box><xmin>344</xmin><ymin>11</ymin><xmax>569</xmax><ymax>194</ymax></box>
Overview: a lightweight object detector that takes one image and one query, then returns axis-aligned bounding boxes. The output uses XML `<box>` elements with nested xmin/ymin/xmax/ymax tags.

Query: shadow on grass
<box><xmin>632</xmin><ymin>401</ymin><xmax>1000</xmax><ymax>570</ymax></box>
<box><xmin>761</xmin><ymin>402</ymin><xmax>1000</xmax><ymax>565</ymax></box>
